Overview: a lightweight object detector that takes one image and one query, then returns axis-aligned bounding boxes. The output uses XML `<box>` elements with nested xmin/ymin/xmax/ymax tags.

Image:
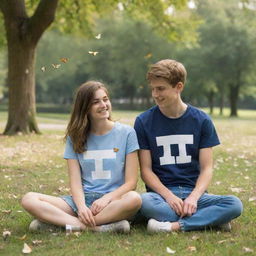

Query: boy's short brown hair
<box><xmin>147</xmin><ymin>59</ymin><xmax>187</xmax><ymax>87</ymax></box>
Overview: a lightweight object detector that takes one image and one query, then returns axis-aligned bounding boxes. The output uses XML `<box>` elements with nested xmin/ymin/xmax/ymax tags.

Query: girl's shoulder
<box><xmin>114</xmin><ymin>122</ymin><xmax>135</xmax><ymax>134</ymax></box>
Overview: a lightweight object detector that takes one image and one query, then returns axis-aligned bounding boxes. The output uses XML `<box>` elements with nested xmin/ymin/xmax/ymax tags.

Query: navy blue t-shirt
<box><xmin>134</xmin><ymin>105</ymin><xmax>220</xmax><ymax>190</ymax></box>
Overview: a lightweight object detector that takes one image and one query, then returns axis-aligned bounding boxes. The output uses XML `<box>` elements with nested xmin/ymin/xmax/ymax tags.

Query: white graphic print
<box><xmin>83</xmin><ymin>150</ymin><xmax>116</xmax><ymax>180</ymax></box>
<box><xmin>156</xmin><ymin>135</ymin><xmax>193</xmax><ymax>165</ymax></box>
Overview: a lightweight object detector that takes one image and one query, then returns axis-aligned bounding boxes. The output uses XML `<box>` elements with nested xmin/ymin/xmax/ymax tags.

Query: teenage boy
<box><xmin>134</xmin><ymin>59</ymin><xmax>243</xmax><ymax>233</ymax></box>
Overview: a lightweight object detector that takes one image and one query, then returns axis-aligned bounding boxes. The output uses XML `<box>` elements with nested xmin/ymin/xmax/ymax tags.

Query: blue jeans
<box><xmin>140</xmin><ymin>186</ymin><xmax>243</xmax><ymax>231</ymax></box>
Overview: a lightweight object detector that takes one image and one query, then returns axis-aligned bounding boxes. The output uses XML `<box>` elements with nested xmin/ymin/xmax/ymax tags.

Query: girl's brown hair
<box><xmin>64</xmin><ymin>81</ymin><xmax>110</xmax><ymax>153</ymax></box>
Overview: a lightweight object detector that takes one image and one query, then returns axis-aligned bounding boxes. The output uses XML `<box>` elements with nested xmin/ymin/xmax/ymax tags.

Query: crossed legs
<box><xmin>21</xmin><ymin>191</ymin><xmax>141</xmax><ymax>230</ymax></box>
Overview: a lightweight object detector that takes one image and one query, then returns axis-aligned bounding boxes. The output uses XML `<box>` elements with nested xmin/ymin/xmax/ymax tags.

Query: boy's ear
<box><xmin>176</xmin><ymin>82</ymin><xmax>184</xmax><ymax>91</ymax></box>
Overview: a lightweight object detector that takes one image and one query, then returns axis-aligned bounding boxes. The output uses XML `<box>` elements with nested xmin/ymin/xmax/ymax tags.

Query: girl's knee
<box><xmin>124</xmin><ymin>191</ymin><xmax>142</xmax><ymax>210</ymax></box>
<box><xmin>21</xmin><ymin>192</ymin><xmax>38</xmax><ymax>209</ymax></box>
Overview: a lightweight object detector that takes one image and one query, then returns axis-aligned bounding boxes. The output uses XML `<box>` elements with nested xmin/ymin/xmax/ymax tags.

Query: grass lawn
<box><xmin>0</xmin><ymin>109</ymin><xmax>255</xmax><ymax>255</ymax></box>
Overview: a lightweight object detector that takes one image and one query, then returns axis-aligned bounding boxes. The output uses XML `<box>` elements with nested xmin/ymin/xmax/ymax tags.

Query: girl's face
<box><xmin>89</xmin><ymin>88</ymin><xmax>111</xmax><ymax>121</ymax></box>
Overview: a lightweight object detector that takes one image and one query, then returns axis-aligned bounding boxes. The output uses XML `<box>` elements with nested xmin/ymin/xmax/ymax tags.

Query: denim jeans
<box><xmin>61</xmin><ymin>192</ymin><xmax>104</xmax><ymax>214</ymax></box>
<box><xmin>140</xmin><ymin>186</ymin><xmax>243</xmax><ymax>231</ymax></box>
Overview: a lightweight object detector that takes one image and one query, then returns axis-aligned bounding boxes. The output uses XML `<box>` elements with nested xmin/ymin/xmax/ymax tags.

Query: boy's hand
<box><xmin>166</xmin><ymin>193</ymin><xmax>184</xmax><ymax>216</ymax></box>
<box><xmin>181</xmin><ymin>195</ymin><xmax>198</xmax><ymax>217</ymax></box>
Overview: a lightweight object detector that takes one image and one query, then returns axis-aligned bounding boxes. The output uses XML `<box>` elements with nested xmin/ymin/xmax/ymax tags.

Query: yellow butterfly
<box><xmin>60</xmin><ymin>57</ymin><xmax>68</xmax><ymax>63</ymax></box>
<box><xmin>52</xmin><ymin>64</ymin><xmax>61</xmax><ymax>69</ymax></box>
<box><xmin>144</xmin><ymin>53</ymin><xmax>152</xmax><ymax>59</ymax></box>
<box><xmin>95</xmin><ymin>34</ymin><xmax>101</xmax><ymax>39</ymax></box>
<box><xmin>88</xmin><ymin>51</ymin><xmax>99</xmax><ymax>56</ymax></box>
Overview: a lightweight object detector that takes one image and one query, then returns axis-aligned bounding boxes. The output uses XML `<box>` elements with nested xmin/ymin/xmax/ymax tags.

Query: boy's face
<box><xmin>150</xmin><ymin>78</ymin><xmax>181</xmax><ymax>109</ymax></box>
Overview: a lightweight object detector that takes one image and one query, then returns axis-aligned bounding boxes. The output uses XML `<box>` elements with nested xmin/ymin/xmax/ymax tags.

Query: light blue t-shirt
<box><xmin>64</xmin><ymin>122</ymin><xmax>139</xmax><ymax>193</ymax></box>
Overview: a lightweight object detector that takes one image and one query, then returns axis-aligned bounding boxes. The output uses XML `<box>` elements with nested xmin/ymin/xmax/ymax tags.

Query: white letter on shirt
<box><xmin>156</xmin><ymin>135</ymin><xmax>193</xmax><ymax>165</ymax></box>
<box><xmin>83</xmin><ymin>150</ymin><xmax>116</xmax><ymax>180</ymax></box>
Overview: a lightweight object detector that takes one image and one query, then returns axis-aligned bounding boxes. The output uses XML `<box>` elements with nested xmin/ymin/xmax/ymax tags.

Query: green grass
<box><xmin>0</xmin><ymin>110</ymin><xmax>256</xmax><ymax>255</ymax></box>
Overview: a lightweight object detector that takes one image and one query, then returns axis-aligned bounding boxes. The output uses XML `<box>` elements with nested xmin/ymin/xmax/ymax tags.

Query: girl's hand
<box><xmin>90</xmin><ymin>195</ymin><xmax>112</xmax><ymax>215</ymax></box>
<box><xmin>77</xmin><ymin>206</ymin><xmax>96</xmax><ymax>227</ymax></box>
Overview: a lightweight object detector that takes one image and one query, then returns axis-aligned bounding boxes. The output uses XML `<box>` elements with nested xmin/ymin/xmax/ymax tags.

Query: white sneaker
<box><xmin>29</xmin><ymin>219</ymin><xmax>60</xmax><ymax>232</ymax></box>
<box><xmin>147</xmin><ymin>218</ymin><xmax>172</xmax><ymax>233</ymax></box>
<box><xmin>96</xmin><ymin>220</ymin><xmax>130</xmax><ymax>233</ymax></box>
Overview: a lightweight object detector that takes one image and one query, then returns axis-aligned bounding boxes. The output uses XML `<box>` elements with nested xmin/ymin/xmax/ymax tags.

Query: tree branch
<box><xmin>28</xmin><ymin>0</ymin><xmax>59</xmax><ymax>44</ymax></box>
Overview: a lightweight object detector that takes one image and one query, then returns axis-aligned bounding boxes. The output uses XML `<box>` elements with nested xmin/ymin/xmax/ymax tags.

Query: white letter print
<box><xmin>156</xmin><ymin>135</ymin><xmax>193</xmax><ymax>165</ymax></box>
<box><xmin>83</xmin><ymin>150</ymin><xmax>116</xmax><ymax>180</ymax></box>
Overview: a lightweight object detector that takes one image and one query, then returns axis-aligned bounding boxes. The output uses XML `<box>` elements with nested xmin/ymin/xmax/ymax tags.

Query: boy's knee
<box><xmin>228</xmin><ymin>195</ymin><xmax>243</xmax><ymax>217</ymax></box>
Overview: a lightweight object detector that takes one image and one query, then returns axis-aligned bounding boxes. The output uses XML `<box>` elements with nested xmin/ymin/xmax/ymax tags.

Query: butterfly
<box><xmin>144</xmin><ymin>53</ymin><xmax>152</xmax><ymax>59</ymax></box>
<box><xmin>95</xmin><ymin>34</ymin><xmax>101</xmax><ymax>39</ymax></box>
<box><xmin>41</xmin><ymin>66</ymin><xmax>46</xmax><ymax>72</ymax></box>
<box><xmin>113</xmin><ymin>148</ymin><xmax>119</xmax><ymax>152</ymax></box>
<box><xmin>60</xmin><ymin>57</ymin><xmax>68</xmax><ymax>63</ymax></box>
<box><xmin>52</xmin><ymin>64</ymin><xmax>61</xmax><ymax>69</ymax></box>
<box><xmin>88</xmin><ymin>51</ymin><xmax>99</xmax><ymax>56</ymax></box>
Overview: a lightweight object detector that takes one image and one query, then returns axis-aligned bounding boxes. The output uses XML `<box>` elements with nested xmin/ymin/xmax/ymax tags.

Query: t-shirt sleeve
<box><xmin>134</xmin><ymin>117</ymin><xmax>150</xmax><ymax>150</ymax></box>
<box><xmin>63</xmin><ymin>136</ymin><xmax>78</xmax><ymax>159</ymax></box>
<box><xmin>199</xmin><ymin>118</ymin><xmax>220</xmax><ymax>149</ymax></box>
<box><xmin>125</xmin><ymin>128</ymin><xmax>140</xmax><ymax>154</ymax></box>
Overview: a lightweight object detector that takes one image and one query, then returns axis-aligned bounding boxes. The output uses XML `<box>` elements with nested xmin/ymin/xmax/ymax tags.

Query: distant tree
<box><xmin>0</xmin><ymin>0</ymin><xmax>197</xmax><ymax>134</ymax></box>
<box><xmin>195</xmin><ymin>0</ymin><xmax>256</xmax><ymax>116</ymax></box>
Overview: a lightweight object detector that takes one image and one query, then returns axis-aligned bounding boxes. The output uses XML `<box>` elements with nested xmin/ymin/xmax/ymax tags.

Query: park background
<box><xmin>0</xmin><ymin>0</ymin><xmax>255</xmax><ymax>255</ymax></box>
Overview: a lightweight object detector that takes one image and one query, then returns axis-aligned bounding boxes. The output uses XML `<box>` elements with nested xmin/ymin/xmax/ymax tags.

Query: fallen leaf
<box><xmin>187</xmin><ymin>246</ymin><xmax>196</xmax><ymax>252</ymax></box>
<box><xmin>41</xmin><ymin>66</ymin><xmax>46</xmax><ymax>72</ymax></box>
<box><xmin>22</xmin><ymin>243</ymin><xmax>32</xmax><ymax>254</ymax></box>
<box><xmin>3</xmin><ymin>230</ymin><xmax>11</xmax><ymax>240</ymax></box>
<box><xmin>88</xmin><ymin>51</ymin><xmax>99</xmax><ymax>56</ymax></box>
<box><xmin>166</xmin><ymin>247</ymin><xmax>176</xmax><ymax>254</ymax></box>
<box><xmin>249</xmin><ymin>197</ymin><xmax>256</xmax><ymax>202</ymax></box>
<box><xmin>230</xmin><ymin>187</ymin><xmax>244</xmax><ymax>193</ymax></box>
<box><xmin>32</xmin><ymin>240</ymin><xmax>42</xmax><ymax>245</ymax></box>
<box><xmin>19</xmin><ymin>234</ymin><xmax>27</xmax><ymax>240</ymax></box>
<box><xmin>95</xmin><ymin>33</ymin><xmax>101</xmax><ymax>39</ymax></box>
<box><xmin>73</xmin><ymin>232</ymin><xmax>81</xmax><ymax>237</ymax></box>
<box><xmin>243</xmin><ymin>247</ymin><xmax>253</xmax><ymax>253</ymax></box>
<box><xmin>191</xmin><ymin>235</ymin><xmax>200</xmax><ymax>240</ymax></box>
<box><xmin>218</xmin><ymin>239</ymin><xmax>228</xmax><ymax>244</ymax></box>
<box><xmin>1</xmin><ymin>209</ymin><xmax>11</xmax><ymax>214</ymax></box>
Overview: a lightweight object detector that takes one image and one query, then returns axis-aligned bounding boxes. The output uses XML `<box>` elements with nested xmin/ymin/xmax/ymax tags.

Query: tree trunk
<box><xmin>0</xmin><ymin>0</ymin><xmax>59</xmax><ymax>135</ymax></box>
<box><xmin>207</xmin><ymin>90</ymin><xmax>214</xmax><ymax>115</ymax></box>
<box><xmin>229</xmin><ymin>84</ymin><xmax>239</xmax><ymax>117</ymax></box>
<box><xmin>4</xmin><ymin>41</ymin><xmax>40</xmax><ymax>134</ymax></box>
<box><xmin>219</xmin><ymin>92</ymin><xmax>224</xmax><ymax>116</ymax></box>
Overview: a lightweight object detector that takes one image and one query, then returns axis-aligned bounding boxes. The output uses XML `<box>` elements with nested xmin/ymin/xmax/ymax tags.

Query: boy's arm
<box><xmin>139</xmin><ymin>149</ymin><xmax>184</xmax><ymax>216</ymax></box>
<box><xmin>182</xmin><ymin>147</ymin><xmax>213</xmax><ymax>217</ymax></box>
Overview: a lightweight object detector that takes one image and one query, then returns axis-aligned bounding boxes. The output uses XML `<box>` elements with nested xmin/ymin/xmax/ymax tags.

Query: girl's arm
<box><xmin>90</xmin><ymin>151</ymin><xmax>138</xmax><ymax>215</ymax></box>
<box><xmin>67</xmin><ymin>159</ymin><xmax>96</xmax><ymax>226</ymax></box>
